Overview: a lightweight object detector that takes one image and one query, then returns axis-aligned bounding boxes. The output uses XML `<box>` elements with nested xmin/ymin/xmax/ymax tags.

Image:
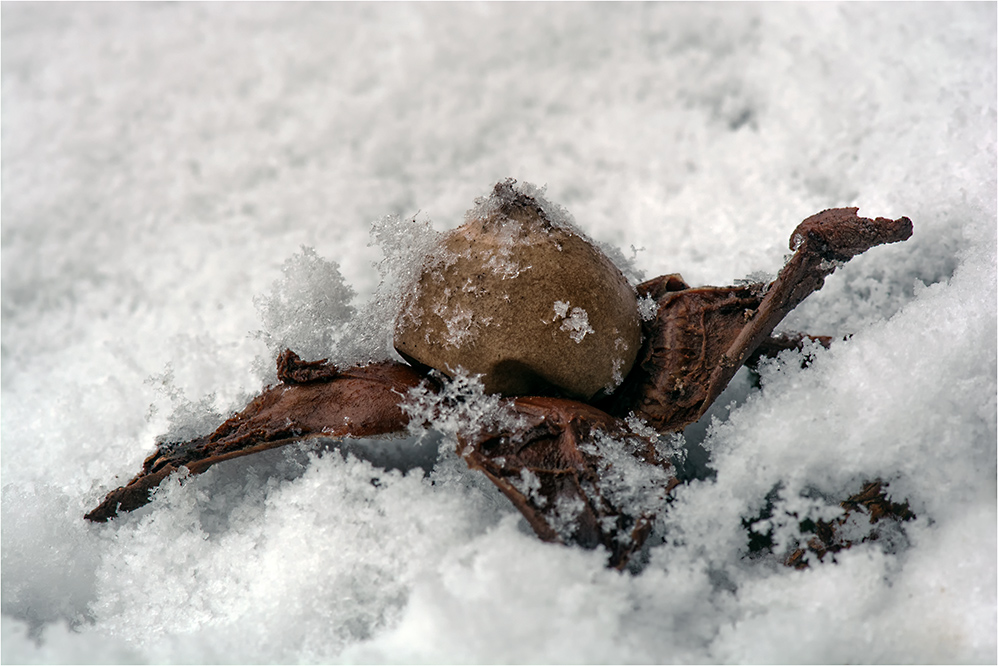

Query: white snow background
<box><xmin>2</xmin><ymin>3</ymin><xmax>996</xmax><ymax>663</ymax></box>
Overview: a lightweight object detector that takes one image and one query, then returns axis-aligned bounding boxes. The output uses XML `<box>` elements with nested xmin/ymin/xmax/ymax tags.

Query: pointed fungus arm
<box><xmin>608</xmin><ymin>208</ymin><xmax>912</xmax><ymax>431</ymax></box>
<box><xmin>84</xmin><ymin>351</ymin><xmax>429</xmax><ymax>522</ymax></box>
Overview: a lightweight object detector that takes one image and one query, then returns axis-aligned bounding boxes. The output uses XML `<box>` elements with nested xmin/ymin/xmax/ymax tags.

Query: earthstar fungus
<box><xmin>86</xmin><ymin>180</ymin><xmax>913</xmax><ymax>570</ymax></box>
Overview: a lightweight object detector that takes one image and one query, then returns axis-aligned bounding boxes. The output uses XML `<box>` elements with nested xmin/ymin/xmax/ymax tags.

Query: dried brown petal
<box><xmin>84</xmin><ymin>351</ymin><xmax>426</xmax><ymax>522</ymax></box>
<box><xmin>457</xmin><ymin>396</ymin><xmax>678</xmax><ymax>569</ymax></box>
<box><xmin>605</xmin><ymin>283</ymin><xmax>766</xmax><ymax>430</ymax></box>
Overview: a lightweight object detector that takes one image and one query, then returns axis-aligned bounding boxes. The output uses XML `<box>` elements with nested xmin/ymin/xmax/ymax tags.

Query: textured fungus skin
<box><xmin>606</xmin><ymin>207</ymin><xmax>914</xmax><ymax>431</ymax></box>
<box><xmin>394</xmin><ymin>181</ymin><xmax>641</xmax><ymax>400</ymax></box>
<box><xmin>456</xmin><ymin>396</ymin><xmax>680</xmax><ymax>569</ymax></box>
<box><xmin>85</xmin><ymin>187</ymin><xmax>913</xmax><ymax>570</ymax></box>
<box><xmin>84</xmin><ymin>351</ymin><xmax>429</xmax><ymax>522</ymax></box>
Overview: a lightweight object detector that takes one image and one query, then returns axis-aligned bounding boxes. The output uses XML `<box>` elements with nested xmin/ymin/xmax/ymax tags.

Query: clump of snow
<box><xmin>2</xmin><ymin>3</ymin><xmax>994</xmax><ymax>664</ymax></box>
<box><xmin>248</xmin><ymin>217</ymin><xmax>443</xmax><ymax>375</ymax></box>
<box><xmin>581</xmin><ymin>428</ymin><xmax>678</xmax><ymax>529</ymax></box>
<box><xmin>465</xmin><ymin>179</ymin><xmax>579</xmax><ymax>236</ymax></box>
<box><xmin>468</xmin><ymin>178</ymin><xmax>646</xmax><ymax>285</ymax></box>
<box><xmin>636</xmin><ymin>293</ymin><xmax>659</xmax><ymax>322</ymax></box>
<box><xmin>145</xmin><ymin>364</ymin><xmax>224</xmax><ymax>443</ymax></box>
<box><xmin>337</xmin><ymin>212</ymin><xmax>442</xmax><ymax>366</ymax></box>
<box><xmin>550</xmin><ymin>300</ymin><xmax>596</xmax><ymax>343</ymax></box>
<box><xmin>431</xmin><ymin>301</ymin><xmax>484</xmax><ymax>349</ymax></box>
<box><xmin>400</xmin><ymin>368</ymin><xmax>526</xmax><ymax>442</ymax></box>
<box><xmin>253</xmin><ymin>246</ymin><xmax>356</xmax><ymax>362</ymax></box>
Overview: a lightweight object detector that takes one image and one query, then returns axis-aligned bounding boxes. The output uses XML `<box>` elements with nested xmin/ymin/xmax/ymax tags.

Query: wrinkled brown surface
<box><xmin>607</xmin><ymin>208</ymin><xmax>912</xmax><ymax>431</ymax></box>
<box><xmin>457</xmin><ymin>396</ymin><xmax>679</xmax><ymax>569</ymax></box>
<box><xmin>605</xmin><ymin>282</ymin><xmax>766</xmax><ymax>428</ymax></box>
<box><xmin>784</xmin><ymin>480</ymin><xmax>915</xmax><ymax>569</ymax></box>
<box><xmin>85</xmin><ymin>351</ymin><xmax>425</xmax><ymax>522</ymax></box>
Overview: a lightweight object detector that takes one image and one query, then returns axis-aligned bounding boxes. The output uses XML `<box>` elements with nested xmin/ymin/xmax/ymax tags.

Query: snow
<box><xmin>551</xmin><ymin>300</ymin><xmax>595</xmax><ymax>343</ymax></box>
<box><xmin>637</xmin><ymin>294</ymin><xmax>659</xmax><ymax>322</ymax></box>
<box><xmin>400</xmin><ymin>368</ymin><xmax>525</xmax><ymax>442</ymax></box>
<box><xmin>253</xmin><ymin>246</ymin><xmax>356</xmax><ymax>363</ymax></box>
<box><xmin>2</xmin><ymin>3</ymin><xmax>995</xmax><ymax>663</ymax></box>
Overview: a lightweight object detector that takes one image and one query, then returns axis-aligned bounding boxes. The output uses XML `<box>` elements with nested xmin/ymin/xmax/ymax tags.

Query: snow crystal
<box><xmin>548</xmin><ymin>495</ymin><xmax>588</xmax><ymax>543</ymax></box>
<box><xmin>636</xmin><ymin>293</ymin><xmax>659</xmax><ymax>322</ymax></box>
<box><xmin>562</xmin><ymin>309</ymin><xmax>593</xmax><ymax>342</ymax></box>
<box><xmin>549</xmin><ymin>300</ymin><xmax>596</xmax><ymax>343</ymax></box>
<box><xmin>579</xmin><ymin>427</ymin><xmax>678</xmax><ymax>526</ymax></box>
<box><xmin>430</xmin><ymin>299</ymin><xmax>478</xmax><ymax>348</ymax></box>
<box><xmin>552</xmin><ymin>299</ymin><xmax>570</xmax><ymax>319</ymax></box>
<box><xmin>400</xmin><ymin>368</ymin><xmax>526</xmax><ymax>442</ymax></box>
<box><xmin>607</xmin><ymin>356</ymin><xmax>626</xmax><ymax>393</ymax></box>
<box><xmin>603</xmin><ymin>334</ymin><xmax>635</xmax><ymax>395</ymax></box>
<box><xmin>512</xmin><ymin>468</ymin><xmax>547</xmax><ymax>508</ymax></box>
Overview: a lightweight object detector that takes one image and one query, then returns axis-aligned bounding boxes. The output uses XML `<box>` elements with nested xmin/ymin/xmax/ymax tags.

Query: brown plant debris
<box><xmin>785</xmin><ymin>480</ymin><xmax>917</xmax><ymax>569</ymax></box>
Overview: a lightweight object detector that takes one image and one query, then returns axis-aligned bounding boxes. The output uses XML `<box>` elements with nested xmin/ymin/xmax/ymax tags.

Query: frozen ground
<box><xmin>2</xmin><ymin>3</ymin><xmax>995</xmax><ymax>663</ymax></box>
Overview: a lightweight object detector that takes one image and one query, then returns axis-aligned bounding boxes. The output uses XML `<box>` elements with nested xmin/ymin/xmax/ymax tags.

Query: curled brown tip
<box><xmin>276</xmin><ymin>348</ymin><xmax>341</xmax><ymax>384</ymax></box>
<box><xmin>791</xmin><ymin>208</ymin><xmax>913</xmax><ymax>260</ymax></box>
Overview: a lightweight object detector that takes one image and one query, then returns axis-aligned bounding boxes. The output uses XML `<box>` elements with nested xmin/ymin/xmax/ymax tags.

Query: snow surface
<box><xmin>2</xmin><ymin>3</ymin><xmax>996</xmax><ymax>663</ymax></box>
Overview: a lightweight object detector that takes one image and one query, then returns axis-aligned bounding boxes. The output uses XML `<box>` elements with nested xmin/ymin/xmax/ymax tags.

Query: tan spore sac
<box><xmin>394</xmin><ymin>180</ymin><xmax>642</xmax><ymax>400</ymax></box>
